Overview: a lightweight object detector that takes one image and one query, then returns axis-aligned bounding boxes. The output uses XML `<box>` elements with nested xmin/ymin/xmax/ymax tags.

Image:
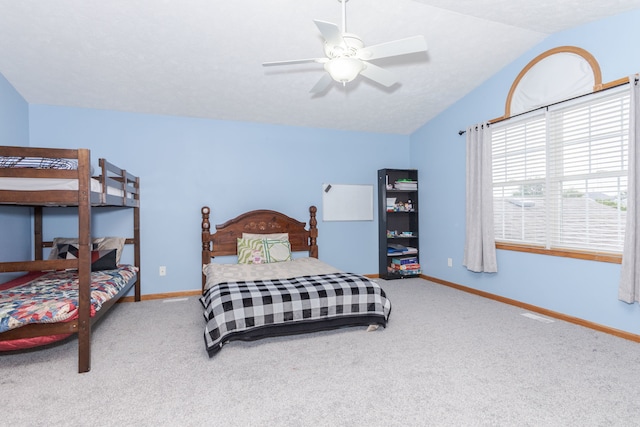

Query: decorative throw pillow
<box><xmin>94</xmin><ymin>237</ymin><xmax>126</xmax><ymax>264</ymax></box>
<box><xmin>57</xmin><ymin>244</ymin><xmax>118</xmax><ymax>271</ymax></box>
<box><xmin>263</xmin><ymin>239</ymin><xmax>292</xmax><ymax>263</ymax></box>
<box><xmin>56</xmin><ymin>243</ymin><xmax>80</xmax><ymax>260</ymax></box>
<box><xmin>50</xmin><ymin>236</ymin><xmax>126</xmax><ymax>263</ymax></box>
<box><xmin>237</xmin><ymin>238</ymin><xmax>267</xmax><ymax>264</ymax></box>
<box><xmin>51</xmin><ymin>239</ymin><xmax>85</xmax><ymax>259</ymax></box>
<box><xmin>90</xmin><ymin>249</ymin><xmax>118</xmax><ymax>271</ymax></box>
<box><xmin>56</xmin><ymin>243</ymin><xmax>98</xmax><ymax>259</ymax></box>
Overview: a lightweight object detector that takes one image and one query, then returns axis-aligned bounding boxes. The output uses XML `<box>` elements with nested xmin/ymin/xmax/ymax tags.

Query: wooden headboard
<box><xmin>201</xmin><ymin>206</ymin><xmax>319</xmax><ymax>290</ymax></box>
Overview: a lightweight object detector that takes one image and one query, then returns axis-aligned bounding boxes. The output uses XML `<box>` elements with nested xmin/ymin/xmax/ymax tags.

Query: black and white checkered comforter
<box><xmin>200</xmin><ymin>272</ymin><xmax>392</xmax><ymax>356</ymax></box>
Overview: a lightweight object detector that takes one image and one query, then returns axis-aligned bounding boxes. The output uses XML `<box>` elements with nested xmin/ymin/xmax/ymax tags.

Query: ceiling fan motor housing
<box><xmin>323</xmin><ymin>33</ymin><xmax>364</xmax><ymax>59</ymax></box>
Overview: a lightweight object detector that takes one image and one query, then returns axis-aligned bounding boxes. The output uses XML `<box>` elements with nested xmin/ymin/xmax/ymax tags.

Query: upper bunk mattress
<box><xmin>0</xmin><ymin>177</ymin><xmax>125</xmax><ymax>197</ymax></box>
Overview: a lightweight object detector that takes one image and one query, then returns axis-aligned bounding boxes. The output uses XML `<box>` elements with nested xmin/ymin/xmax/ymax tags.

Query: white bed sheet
<box><xmin>203</xmin><ymin>257</ymin><xmax>342</xmax><ymax>291</ymax></box>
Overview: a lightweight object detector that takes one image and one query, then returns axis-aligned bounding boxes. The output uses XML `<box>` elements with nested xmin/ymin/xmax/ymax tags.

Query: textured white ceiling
<box><xmin>0</xmin><ymin>0</ymin><xmax>639</xmax><ymax>135</ymax></box>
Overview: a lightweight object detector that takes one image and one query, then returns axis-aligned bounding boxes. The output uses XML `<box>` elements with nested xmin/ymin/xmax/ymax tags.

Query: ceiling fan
<box><xmin>262</xmin><ymin>0</ymin><xmax>428</xmax><ymax>94</ymax></box>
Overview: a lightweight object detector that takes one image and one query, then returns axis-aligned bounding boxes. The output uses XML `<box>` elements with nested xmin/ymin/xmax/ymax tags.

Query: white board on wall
<box><xmin>322</xmin><ymin>184</ymin><xmax>374</xmax><ymax>221</ymax></box>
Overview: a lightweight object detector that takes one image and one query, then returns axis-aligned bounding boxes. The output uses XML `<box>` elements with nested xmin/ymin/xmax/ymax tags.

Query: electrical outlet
<box><xmin>159</xmin><ymin>266</ymin><xmax>167</xmax><ymax>276</ymax></box>
<box><xmin>447</xmin><ymin>258</ymin><xmax>453</xmax><ymax>267</ymax></box>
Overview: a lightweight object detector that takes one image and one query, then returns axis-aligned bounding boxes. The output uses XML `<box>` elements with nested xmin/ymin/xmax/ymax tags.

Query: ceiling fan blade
<box><xmin>358</xmin><ymin>35</ymin><xmax>428</xmax><ymax>60</ymax></box>
<box><xmin>262</xmin><ymin>58</ymin><xmax>326</xmax><ymax>67</ymax></box>
<box><xmin>359</xmin><ymin>62</ymin><xmax>398</xmax><ymax>87</ymax></box>
<box><xmin>313</xmin><ymin>20</ymin><xmax>345</xmax><ymax>47</ymax></box>
<box><xmin>310</xmin><ymin>73</ymin><xmax>334</xmax><ymax>94</ymax></box>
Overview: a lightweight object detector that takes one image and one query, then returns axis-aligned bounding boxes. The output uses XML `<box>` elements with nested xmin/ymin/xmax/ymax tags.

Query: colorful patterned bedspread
<box><xmin>0</xmin><ymin>265</ymin><xmax>138</xmax><ymax>333</ymax></box>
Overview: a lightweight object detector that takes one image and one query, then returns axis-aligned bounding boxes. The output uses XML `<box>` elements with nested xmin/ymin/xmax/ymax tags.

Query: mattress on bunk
<box><xmin>0</xmin><ymin>156</ymin><xmax>79</xmax><ymax>170</ymax></box>
<box><xmin>0</xmin><ymin>265</ymin><xmax>138</xmax><ymax>334</ymax></box>
<box><xmin>0</xmin><ymin>177</ymin><xmax>127</xmax><ymax>197</ymax></box>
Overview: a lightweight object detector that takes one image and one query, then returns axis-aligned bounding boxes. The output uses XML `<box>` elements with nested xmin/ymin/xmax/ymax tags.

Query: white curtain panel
<box><xmin>619</xmin><ymin>76</ymin><xmax>640</xmax><ymax>303</ymax></box>
<box><xmin>463</xmin><ymin>123</ymin><xmax>498</xmax><ymax>273</ymax></box>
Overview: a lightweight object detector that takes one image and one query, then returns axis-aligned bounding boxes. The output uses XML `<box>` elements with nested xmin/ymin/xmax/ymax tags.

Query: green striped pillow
<box><xmin>237</xmin><ymin>238</ymin><xmax>266</xmax><ymax>264</ymax></box>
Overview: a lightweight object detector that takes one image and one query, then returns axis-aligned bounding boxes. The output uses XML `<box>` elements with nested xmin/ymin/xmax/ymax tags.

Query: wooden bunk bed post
<box><xmin>134</xmin><ymin>174</ymin><xmax>141</xmax><ymax>301</ymax></box>
<box><xmin>133</xmin><ymin>198</ymin><xmax>141</xmax><ymax>301</ymax></box>
<box><xmin>201</xmin><ymin>206</ymin><xmax>211</xmax><ymax>293</ymax></box>
<box><xmin>77</xmin><ymin>148</ymin><xmax>92</xmax><ymax>373</ymax></box>
<box><xmin>34</xmin><ymin>207</ymin><xmax>43</xmax><ymax>260</ymax></box>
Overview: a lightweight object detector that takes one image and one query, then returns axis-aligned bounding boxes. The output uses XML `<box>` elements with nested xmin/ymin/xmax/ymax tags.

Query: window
<box><xmin>492</xmin><ymin>87</ymin><xmax>629</xmax><ymax>256</ymax></box>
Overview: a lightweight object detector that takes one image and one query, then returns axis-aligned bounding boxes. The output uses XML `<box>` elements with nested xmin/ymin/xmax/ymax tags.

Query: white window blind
<box><xmin>492</xmin><ymin>87</ymin><xmax>629</xmax><ymax>253</ymax></box>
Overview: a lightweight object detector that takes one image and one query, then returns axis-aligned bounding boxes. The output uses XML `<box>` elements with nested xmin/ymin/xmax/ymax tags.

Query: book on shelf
<box><xmin>387</xmin><ymin>266</ymin><xmax>422</xmax><ymax>275</ymax></box>
<box><xmin>394</xmin><ymin>180</ymin><xmax>417</xmax><ymax>190</ymax></box>
<box><xmin>390</xmin><ymin>263</ymin><xmax>421</xmax><ymax>271</ymax></box>
<box><xmin>397</xmin><ymin>269</ymin><xmax>421</xmax><ymax>276</ymax></box>
<box><xmin>387</xmin><ymin>243</ymin><xmax>406</xmax><ymax>255</ymax></box>
<box><xmin>387</xmin><ymin>244</ymin><xmax>418</xmax><ymax>255</ymax></box>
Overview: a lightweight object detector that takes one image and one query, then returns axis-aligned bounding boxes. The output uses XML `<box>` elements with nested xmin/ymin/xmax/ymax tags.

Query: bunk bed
<box><xmin>0</xmin><ymin>146</ymin><xmax>140</xmax><ymax>373</ymax></box>
<box><xmin>200</xmin><ymin>205</ymin><xmax>391</xmax><ymax>356</ymax></box>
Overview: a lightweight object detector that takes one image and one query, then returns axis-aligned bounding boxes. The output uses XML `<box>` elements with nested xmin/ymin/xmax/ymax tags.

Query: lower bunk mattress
<box><xmin>0</xmin><ymin>265</ymin><xmax>138</xmax><ymax>351</ymax></box>
<box><xmin>200</xmin><ymin>259</ymin><xmax>392</xmax><ymax>356</ymax></box>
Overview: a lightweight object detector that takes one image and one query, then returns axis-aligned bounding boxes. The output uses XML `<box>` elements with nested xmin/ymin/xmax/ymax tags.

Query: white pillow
<box><xmin>242</xmin><ymin>232</ymin><xmax>289</xmax><ymax>241</ymax></box>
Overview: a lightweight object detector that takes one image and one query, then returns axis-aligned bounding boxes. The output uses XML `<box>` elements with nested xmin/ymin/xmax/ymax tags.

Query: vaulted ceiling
<box><xmin>1</xmin><ymin>0</ymin><xmax>639</xmax><ymax>134</ymax></box>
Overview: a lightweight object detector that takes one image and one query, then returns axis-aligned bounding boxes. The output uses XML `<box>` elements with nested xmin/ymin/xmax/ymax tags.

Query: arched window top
<box><xmin>504</xmin><ymin>46</ymin><xmax>602</xmax><ymax>118</ymax></box>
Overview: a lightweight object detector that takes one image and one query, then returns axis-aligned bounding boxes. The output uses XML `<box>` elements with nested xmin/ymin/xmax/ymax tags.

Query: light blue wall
<box><xmin>3</xmin><ymin>8</ymin><xmax>640</xmax><ymax>335</ymax></box>
<box><xmin>27</xmin><ymin>106</ymin><xmax>409</xmax><ymax>294</ymax></box>
<box><xmin>0</xmin><ymin>71</ymin><xmax>30</xmax><ymax>281</ymax></box>
<box><xmin>411</xmin><ymin>9</ymin><xmax>640</xmax><ymax>335</ymax></box>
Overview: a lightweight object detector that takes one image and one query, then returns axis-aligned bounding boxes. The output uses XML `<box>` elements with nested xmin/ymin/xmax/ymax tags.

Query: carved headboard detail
<box><xmin>243</xmin><ymin>221</ymin><xmax>283</xmax><ymax>232</ymax></box>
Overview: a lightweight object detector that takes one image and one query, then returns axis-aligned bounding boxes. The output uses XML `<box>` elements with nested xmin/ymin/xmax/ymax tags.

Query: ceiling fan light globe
<box><xmin>324</xmin><ymin>57</ymin><xmax>363</xmax><ymax>83</ymax></box>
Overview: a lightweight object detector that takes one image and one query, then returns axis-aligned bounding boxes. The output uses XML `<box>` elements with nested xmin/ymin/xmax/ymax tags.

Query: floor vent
<box><xmin>521</xmin><ymin>312</ymin><xmax>555</xmax><ymax>323</ymax></box>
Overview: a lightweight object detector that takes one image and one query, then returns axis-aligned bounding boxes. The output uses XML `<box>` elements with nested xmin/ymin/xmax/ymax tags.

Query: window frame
<box><xmin>491</xmin><ymin>85</ymin><xmax>630</xmax><ymax>264</ymax></box>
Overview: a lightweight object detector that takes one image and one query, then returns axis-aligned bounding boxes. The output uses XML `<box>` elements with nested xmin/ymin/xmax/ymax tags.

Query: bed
<box><xmin>200</xmin><ymin>205</ymin><xmax>391</xmax><ymax>356</ymax></box>
<box><xmin>0</xmin><ymin>146</ymin><xmax>140</xmax><ymax>373</ymax></box>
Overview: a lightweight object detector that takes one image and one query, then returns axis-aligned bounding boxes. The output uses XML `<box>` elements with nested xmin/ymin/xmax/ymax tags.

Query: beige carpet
<box><xmin>3</xmin><ymin>278</ymin><xmax>640</xmax><ymax>426</ymax></box>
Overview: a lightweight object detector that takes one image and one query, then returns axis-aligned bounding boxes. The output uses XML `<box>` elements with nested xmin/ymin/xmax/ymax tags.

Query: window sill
<box><xmin>495</xmin><ymin>242</ymin><xmax>622</xmax><ymax>264</ymax></box>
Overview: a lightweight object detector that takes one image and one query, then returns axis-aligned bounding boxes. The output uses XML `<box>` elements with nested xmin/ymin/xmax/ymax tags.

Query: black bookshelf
<box><xmin>377</xmin><ymin>169</ymin><xmax>419</xmax><ymax>279</ymax></box>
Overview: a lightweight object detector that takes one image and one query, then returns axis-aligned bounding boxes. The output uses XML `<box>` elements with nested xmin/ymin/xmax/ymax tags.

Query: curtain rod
<box><xmin>457</xmin><ymin>76</ymin><xmax>637</xmax><ymax>136</ymax></box>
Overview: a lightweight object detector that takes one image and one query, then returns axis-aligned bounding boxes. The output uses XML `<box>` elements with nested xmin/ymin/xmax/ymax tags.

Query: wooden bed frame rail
<box><xmin>98</xmin><ymin>158</ymin><xmax>140</xmax><ymax>207</ymax></box>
